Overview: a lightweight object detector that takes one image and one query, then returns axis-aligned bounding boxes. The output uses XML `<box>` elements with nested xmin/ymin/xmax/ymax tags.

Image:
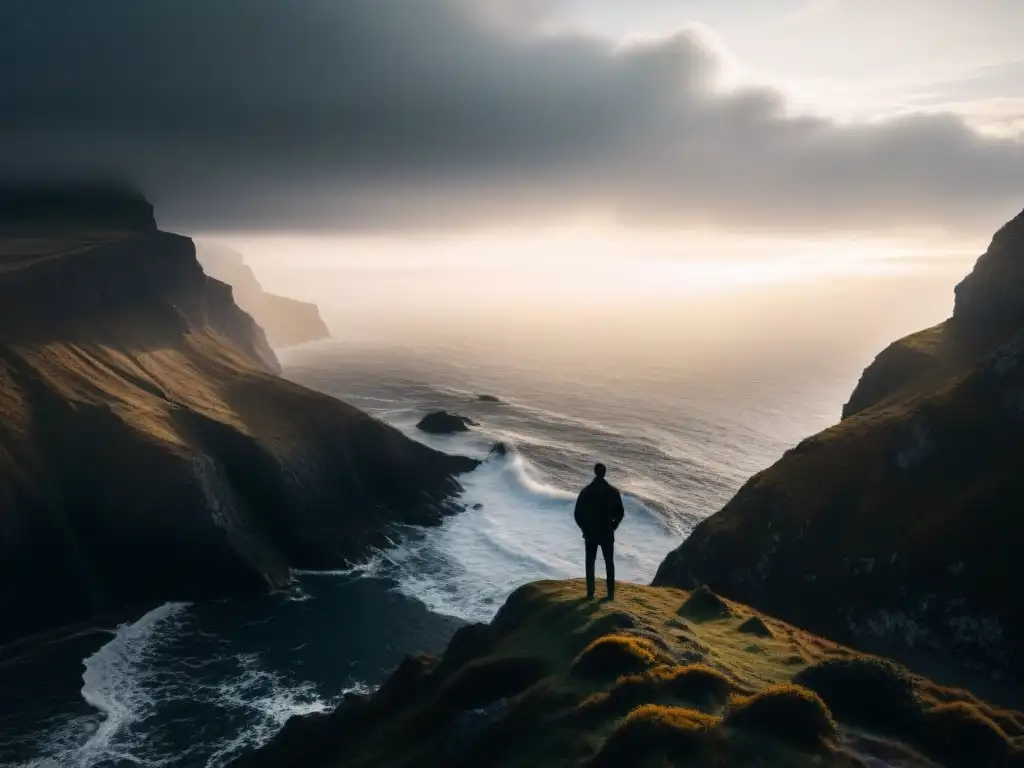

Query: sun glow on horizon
<box><xmin>219</xmin><ymin>225</ymin><xmax>976</xmax><ymax>308</ymax></box>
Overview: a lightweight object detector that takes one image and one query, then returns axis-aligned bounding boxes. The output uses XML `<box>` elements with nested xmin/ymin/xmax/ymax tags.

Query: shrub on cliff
<box><xmin>794</xmin><ymin>656</ymin><xmax>918</xmax><ymax>729</ymax></box>
<box><xmin>608</xmin><ymin>664</ymin><xmax>735</xmax><ymax>711</ymax></box>
<box><xmin>678</xmin><ymin>585</ymin><xmax>733</xmax><ymax>620</ymax></box>
<box><xmin>737</xmin><ymin>615</ymin><xmax>774</xmax><ymax>638</ymax></box>
<box><xmin>723</xmin><ymin>683</ymin><xmax>836</xmax><ymax>750</ymax></box>
<box><xmin>919</xmin><ymin>702</ymin><xmax>1016</xmax><ymax>768</ymax></box>
<box><xmin>572</xmin><ymin>634</ymin><xmax>658</xmax><ymax>680</ymax></box>
<box><xmin>593</xmin><ymin>705</ymin><xmax>720</xmax><ymax>766</ymax></box>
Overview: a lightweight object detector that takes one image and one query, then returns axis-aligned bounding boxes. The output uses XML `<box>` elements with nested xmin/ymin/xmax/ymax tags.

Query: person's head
<box><xmin>594</xmin><ymin>463</ymin><xmax>607</xmax><ymax>479</ymax></box>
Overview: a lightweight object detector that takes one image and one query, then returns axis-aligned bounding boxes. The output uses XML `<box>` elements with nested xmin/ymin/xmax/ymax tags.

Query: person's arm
<box><xmin>574</xmin><ymin>491</ymin><xmax>586</xmax><ymax>532</ymax></box>
<box><xmin>612</xmin><ymin>489</ymin><xmax>625</xmax><ymax>530</ymax></box>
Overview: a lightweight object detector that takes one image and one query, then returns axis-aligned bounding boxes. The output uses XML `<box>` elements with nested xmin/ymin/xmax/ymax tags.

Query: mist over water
<box><xmin>1</xmin><ymin>256</ymin><xmax>966</xmax><ymax>766</ymax></box>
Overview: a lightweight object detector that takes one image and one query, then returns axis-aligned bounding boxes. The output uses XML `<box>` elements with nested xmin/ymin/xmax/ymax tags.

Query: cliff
<box><xmin>0</xmin><ymin>224</ymin><xmax>476</xmax><ymax>645</ymax></box>
<box><xmin>656</xmin><ymin>208</ymin><xmax>1024</xmax><ymax>682</ymax></box>
<box><xmin>195</xmin><ymin>242</ymin><xmax>331</xmax><ymax>349</ymax></box>
<box><xmin>232</xmin><ymin>581</ymin><xmax>1024</xmax><ymax>768</ymax></box>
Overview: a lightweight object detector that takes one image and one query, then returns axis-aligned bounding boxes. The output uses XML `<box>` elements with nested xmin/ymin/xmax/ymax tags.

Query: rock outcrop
<box><xmin>656</xmin><ymin>208</ymin><xmax>1024</xmax><ymax>682</ymax></box>
<box><xmin>0</xmin><ymin>199</ymin><xmax>477</xmax><ymax>645</ymax></box>
<box><xmin>195</xmin><ymin>242</ymin><xmax>331</xmax><ymax>349</ymax></box>
<box><xmin>417</xmin><ymin>411</ymin><xmax>478</xmax><ymax>435</ymax></box>
<box><xmin>231</xmin><ymin>580</ymin><xmax>1024</xmax><ymax>768</ymax></box>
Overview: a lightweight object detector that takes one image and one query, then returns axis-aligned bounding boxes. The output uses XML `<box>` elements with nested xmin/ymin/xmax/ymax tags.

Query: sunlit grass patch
<box><xmin>572</xmin><ymin>634</ymin><xmax>658</xmax><ymax>680</ymax></box>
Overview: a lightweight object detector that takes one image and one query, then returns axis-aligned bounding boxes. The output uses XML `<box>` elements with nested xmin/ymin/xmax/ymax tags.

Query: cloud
<box><xmin>1</xmin><ymin>0</ymin><xmax>1021</xmax><ymax>236</ymax></box>
<box><xmin>777</xmin><ymin>0</ymin><xmax>843</xmax><ymax>26</ymax></box>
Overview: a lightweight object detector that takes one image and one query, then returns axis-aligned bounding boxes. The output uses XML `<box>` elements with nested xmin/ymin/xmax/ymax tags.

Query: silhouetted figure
<box><xmin>574</xmin><ymin>463</ymin><xmax>625</xmax><ymax>600</ymax></box>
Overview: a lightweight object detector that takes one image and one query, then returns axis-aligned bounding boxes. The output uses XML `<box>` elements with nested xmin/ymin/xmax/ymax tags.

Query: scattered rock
<box><xmin>476</xmin><ymin>394</ymin><xmax>503</xmax><ymax>403</ymax></box>
<box><xmin>738</xmin><ymin>616</ymin><xmax>774</xmax><ymax>638</ymax></box>
<box><xmin>417</xmin><ymin>411</ymin><xmax>478</xmax><ymax>435</ymax></box>
<box><xmin>488</xmin><ymin>441</ymin><xmax>510</xmax><ymax>457</ymax></box>
<box><xmin>678</xmin><ymin>586</ymin><xmax>733</xmax><ymax>621</ymax></box>
<box><xmin>471</xmin><ymin>503</ymin><xmax>484</xmax><ymax>511</ymax></box>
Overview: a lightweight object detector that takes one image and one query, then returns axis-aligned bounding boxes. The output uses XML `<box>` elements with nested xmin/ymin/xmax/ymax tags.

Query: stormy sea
<box><xmin>0</xmin><ymin>263</ymin><xmax>959</xmax><ymax>767</ymax></box>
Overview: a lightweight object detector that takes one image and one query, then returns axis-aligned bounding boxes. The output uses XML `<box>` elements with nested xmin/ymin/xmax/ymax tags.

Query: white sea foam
<box><xmin>378</xmin><ymin>442</ymin><xmax>673</xmax><ymax>623</ymax></box>
<box><xmin>204</xmin><ymin>654</ymin><xmax>368</xmax><ymax>767</ymax></box>
<box><xmin>79</xmin><ymin>603</ymin><xmax>189</xmax><ymax>766</ymax></box>
<box><xmin>16</xmin><ymin>603</ymin><xmax>191</xmax><ymax>768</ymax></box>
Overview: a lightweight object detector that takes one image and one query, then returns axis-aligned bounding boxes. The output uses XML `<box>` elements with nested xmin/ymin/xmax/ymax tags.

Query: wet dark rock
<box><xmin>417</xmin><ymin>410</ymin><xmax>478</xmax><ymax>434</ymax></box>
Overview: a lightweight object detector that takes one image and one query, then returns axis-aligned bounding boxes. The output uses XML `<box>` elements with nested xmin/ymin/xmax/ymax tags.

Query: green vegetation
<box><xmin>723</xmin><ymin>683</ymin><xmax>836</xmax><ymax>750</ymax></box>
<box><xmin>678</xmin><ymin>585</ymin><xmax>733</xmax><ymax>620</ymax></box>
<box><xmin>572</xmin><ymin>634</ymin><xmax>659</xmax><ymax>680</ymax></box>
<box><xmin>737</xmin><ymin>616</ymin><xmax>774</xmax><ymax>638</ymax></box>
<box><xmin>593</xmin><ymin>705</ymin><xmax>720</xmax><ymax>766</ymax></box>
<box><xmin>920</xmin><ymin>701</ymin><xmax>1017</xmax><ymax>768</ymax></box>
<box><xmin>795</xmin><ymin>655</ymin><xmax>918</xmax><ymax>728</ymax></box>
<box><xmin>233</xmin><ymin>580</ymin><xmax>1024</xmax><ymax>768</ymax></box>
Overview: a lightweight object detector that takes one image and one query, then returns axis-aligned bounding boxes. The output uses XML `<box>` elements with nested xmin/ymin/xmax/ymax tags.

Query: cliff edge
<box><xmin>656</xmin><ymin>208</ymin><xmax>1024</xmax><ymax>682</ymax></box>
<box><xmin>231</xmin><ymin>581</ymin><xmax>1024</xmax><ymax>768</ymax></box>
<box><xmin>196</xmin><ymin>241</ymin><xmax>331</xmax><ymax>349</ymax></box>
<box><xmin>0</xmin><ymin>206</ymin><xmax>476</xmax><ymax>645</ymax></box>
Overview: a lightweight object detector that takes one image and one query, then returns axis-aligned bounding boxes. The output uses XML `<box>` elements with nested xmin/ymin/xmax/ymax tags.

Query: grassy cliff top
<box><xmin>234</xmin><ymin>580</ymin><xmax>1024</xmax><ymax>768</ymax></box>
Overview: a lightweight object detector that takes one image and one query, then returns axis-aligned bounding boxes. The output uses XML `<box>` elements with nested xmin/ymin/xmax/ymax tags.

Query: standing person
<box><xmin>573</xmin><ymin>463</ymin><xmax>625</xmax><ymax>600</ymax></box>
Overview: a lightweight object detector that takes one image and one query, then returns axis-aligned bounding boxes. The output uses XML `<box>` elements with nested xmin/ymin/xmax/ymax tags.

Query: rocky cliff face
<box><xmin>195</xmin><ymin>242</ymin><xmax>331</xmax><ymax>349</ymax></box>
<box><xmin>655</xmin><ymin>208</ymin><xmax>1024</xmax><ymax>683</ymax></box>
<box><xmin>0</xmin><ymin>225</ymin><xmax>475</xmax><ymax>645</ymax></box>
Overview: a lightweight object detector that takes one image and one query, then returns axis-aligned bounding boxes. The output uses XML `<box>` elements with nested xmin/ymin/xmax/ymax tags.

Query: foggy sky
<box><xmin>1</xmin><ymin>0</ymin><xmax>1022</xmax><ymax>235</ymax></box>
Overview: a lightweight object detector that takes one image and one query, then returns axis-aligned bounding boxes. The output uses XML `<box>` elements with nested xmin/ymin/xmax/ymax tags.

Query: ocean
<box><xmin>0</xmin><ymin>261</ymin><xmax>962</xmax><ymax>767</ymax></box>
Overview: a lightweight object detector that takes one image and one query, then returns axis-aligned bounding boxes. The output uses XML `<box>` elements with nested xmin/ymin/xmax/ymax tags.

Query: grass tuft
<box><xmin>919</xmin><ymin>701</ymin><xmax>1015</xmax><ymax>768</ymax></box>
<box><xmin>593</xmin><ymin>705</ymin><xmax>720</xmax><ymax>767</ymax></box>
<box><xmin>611</xmin><ymin>664</ymin><xmax>736</xmax><ymax>710</ymax></box>
<box><xmin>572</xmin><ymin>634</ymin><xmax>658</xmax><ymax>680</ymax></box>
<box><xmin>737</xmin><ymin>615</ymin><xmax>774</xmax><ymax>638</ymax></box>
<box><xmin>678</xmin><ymin>585</ymin><xmax>733</xmax><ymax>620</ymax></box>
<box><xmin>723</xmin><ymin>683</ymin><xmax>835</xmax><ymax>751</ymax></box>
<box><xmin>794</xmin><ymin>655</ymin><xmax>918</xmax><ymax>729</ymax></box>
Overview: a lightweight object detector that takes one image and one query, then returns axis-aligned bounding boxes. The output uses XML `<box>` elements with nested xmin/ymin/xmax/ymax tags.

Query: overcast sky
<box><xmin>1</xmin><ymin>0</ymin><xmax>1021</xmax><ymax>239</ymax></box>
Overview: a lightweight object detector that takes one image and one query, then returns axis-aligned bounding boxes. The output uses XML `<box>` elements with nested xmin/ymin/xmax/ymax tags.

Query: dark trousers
<box><xmin>585</xmin><ymin>536</ymin><xmax>615</xmax><ymax>598</ymax></box>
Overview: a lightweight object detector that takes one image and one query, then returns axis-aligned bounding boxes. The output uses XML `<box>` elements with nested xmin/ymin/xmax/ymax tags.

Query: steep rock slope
<box><xmin>656</xmin><ymin>209</ymin><xmax>1024</xmax><ymax>682</ymax></box>
<box><xmin>195</xmin><ymin>241</ymin><xmax>331</xmax><ymax>349</ymax></box>
<box><xmin>232</xmin><ymin>581</ymin><xmax>1024</xmax><ymax>768</ymax></box>
<box><xmin>0</xmin><ymin>227</ymin><xmax>475</xmax><ymax>645</ymax></box>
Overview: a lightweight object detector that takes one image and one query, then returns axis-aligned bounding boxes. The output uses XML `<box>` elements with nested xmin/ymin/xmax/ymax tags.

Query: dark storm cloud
<box><xmin>1</xmin><ymin>0</ymin><xmax>1021</xmax><ymax>234</ymax></box>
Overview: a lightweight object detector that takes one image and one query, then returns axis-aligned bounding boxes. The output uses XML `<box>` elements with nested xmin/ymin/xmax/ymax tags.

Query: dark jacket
<box><xmin>574</xmin><ymin>478</ymin><xmax>625</xmax><ymax>540</ymax></box>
